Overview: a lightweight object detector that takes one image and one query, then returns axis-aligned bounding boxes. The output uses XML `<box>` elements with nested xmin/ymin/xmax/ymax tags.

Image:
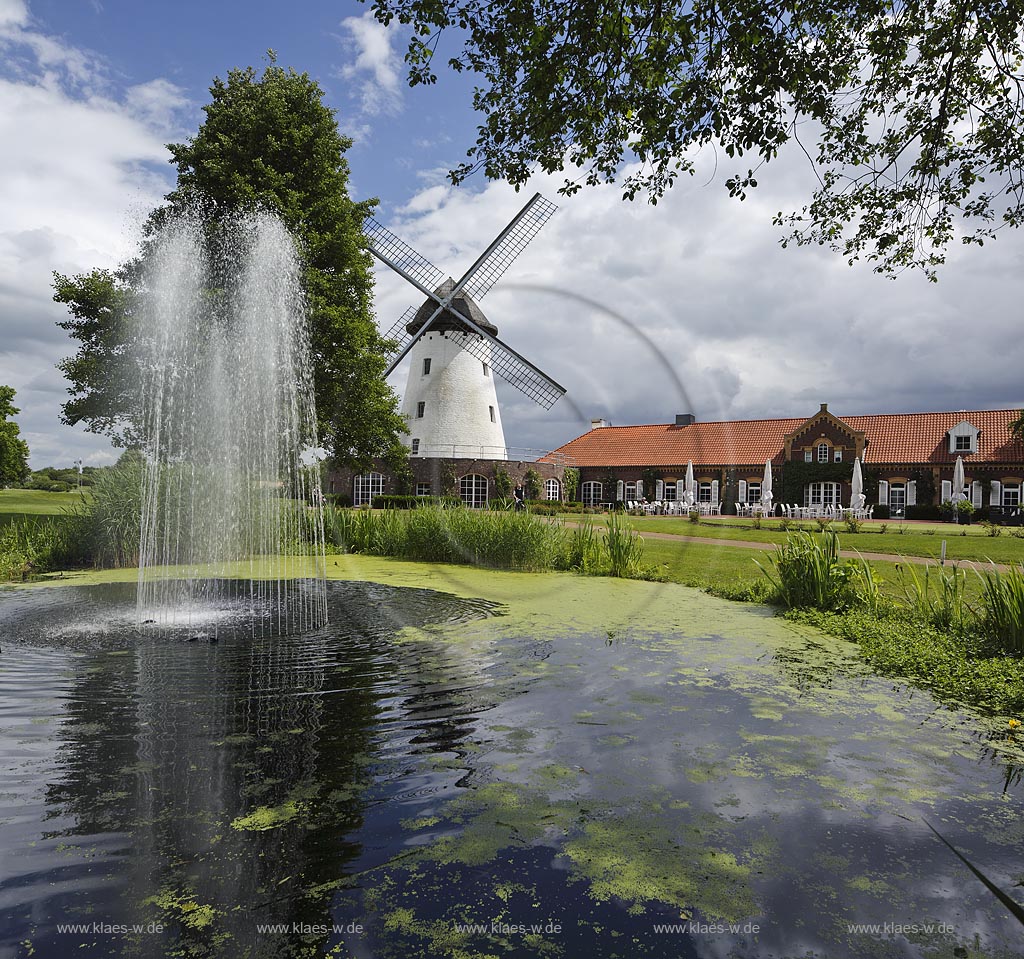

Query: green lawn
<box><xmin>565</xmin><ymin>513</ymin><xmax>1024</xmax><ymax>565</ymax></box>
<box><xmin>0</xmin><ymin>489</ymin><xmax>89</xmax><ymax>527</ymax></box>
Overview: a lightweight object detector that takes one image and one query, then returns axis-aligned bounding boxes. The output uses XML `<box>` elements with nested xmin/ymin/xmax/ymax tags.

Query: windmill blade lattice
<box><xmin>452</xmin><ymin>329</ymin><xmax>564</xmax><ymax>410</ymax></box>
<box><xmin>461</xmin><ymin>194</ymin><xmax>558</xmax><ymax>300</ymax></box>
<box><xmin>381</xmin><ymin>306</ymin><xmax>417</xmax><ymax>361</ymax></box>
<box><xmin>364</xmin><ymin>217</ymin><xmax>446</xmax><ymax>296</ymax></box>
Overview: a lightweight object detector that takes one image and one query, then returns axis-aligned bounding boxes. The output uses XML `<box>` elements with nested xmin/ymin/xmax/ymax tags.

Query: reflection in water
<box><xmin>0</xmin><ymin>579</ymin><xmax>1022</xmax><ymax>958</ymax></box>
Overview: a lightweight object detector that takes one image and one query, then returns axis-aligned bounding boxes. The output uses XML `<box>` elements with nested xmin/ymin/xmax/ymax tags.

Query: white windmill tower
<box><xmin>364</xmin><ymin>194</ymin><xmax>565</xmax><ymax>459</ymax></box>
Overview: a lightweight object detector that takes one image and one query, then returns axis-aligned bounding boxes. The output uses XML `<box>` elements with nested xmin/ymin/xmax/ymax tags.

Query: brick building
<box><xmin>549</xmin><ymin>404</ymin><xmax>1024</xmax><ymax>518</ymax></box>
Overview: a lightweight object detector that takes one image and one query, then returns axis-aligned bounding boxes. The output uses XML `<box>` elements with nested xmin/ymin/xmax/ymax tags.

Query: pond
<box><xmin>1</xmin><ymin>564</ymin><xmax>1021</xmax><ymax>958</ymax></box>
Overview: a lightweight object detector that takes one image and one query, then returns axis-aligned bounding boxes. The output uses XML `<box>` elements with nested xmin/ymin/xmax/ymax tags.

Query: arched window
<box><xmin>817</xmin><ymin>442</ymin><xmax>830</xmax><ymax>463</ymax></box>
<box><xmin>459</xmin><ymin>474</ymin><xmax>488</xmax><ymax>508</ymax></box>
<box><xmin>354</xmin><ymin>472</ymin><xmax>384</xmax><ymax>506</ymax></box>
<box><xmin>545</xmin><ymin>478</ymin><xmax>560</xmax><ymax>501</ymax></box>
<box><xmin>581</xmin><ymin>481</ymin><xmax>603</xmax><ymax>507</ymax></box>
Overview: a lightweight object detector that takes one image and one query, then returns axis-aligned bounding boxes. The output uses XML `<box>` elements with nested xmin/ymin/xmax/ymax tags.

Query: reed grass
<box><xmin>895</xmin><ymin>562</ymin><xmax>972</xmax><ymax>633</ymax></box>
<box><xmin>602</xmin><ymin>512</ymin><xmax>647</xmax><ymax>577</ymax></box>
<box><xmin>756</xmin><ymin>530</ymin><xmax>854</xmax><ymax>611</ymax></box>
<box><xmin>977</xmin><ymin>563</ymin><xmax>1024</xmax><ymax>655</ymax></box>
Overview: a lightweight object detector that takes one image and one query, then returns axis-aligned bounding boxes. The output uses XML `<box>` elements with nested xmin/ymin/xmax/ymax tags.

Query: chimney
<box><xmin>590</xmin><ymin>418</ymin><xmax>610</xmax><ymax>429</ymax></box>
<box><xmin>675</xmin><ymin>413</ymin><xmax>696</xmax><ymax>426</ymax></box>
<box><xmin>819</xmin><ymin>403</ymin><xmax>829</xmax><ymax>413</ymax></box>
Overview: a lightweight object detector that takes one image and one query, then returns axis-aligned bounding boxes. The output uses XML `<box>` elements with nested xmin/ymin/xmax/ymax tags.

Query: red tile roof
<box><xmin>551</xmin><ymin>409</ymin><xmax>1024</xmax><ymax>468</ymax></box>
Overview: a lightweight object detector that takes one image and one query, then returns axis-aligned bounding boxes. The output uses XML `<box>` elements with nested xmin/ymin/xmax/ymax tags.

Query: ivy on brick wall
<box><xmin>441</xmin><ymin>459</ymin><xmax>458</xmax><ymax>496</ymax></box>
<box><xmin>778</xmin><ymin>461</ymin><xmax>879</xmax><ymax>502</ymax></box>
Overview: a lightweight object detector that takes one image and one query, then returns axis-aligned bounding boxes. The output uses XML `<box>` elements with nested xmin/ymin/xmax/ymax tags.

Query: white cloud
<box><xmin>373</xmin><ymin>146</ymin><xmax>1024</xmax><ymax>455</ymax></box>
<box><xmin>0</xmin><ymin>4</ymin><xmax>182</xmax><ymax>467</ymax></box>
<box><xmin>337</xmin><ymin>9</ymin><xmax>403</xmax><ymax>118</ymax></box>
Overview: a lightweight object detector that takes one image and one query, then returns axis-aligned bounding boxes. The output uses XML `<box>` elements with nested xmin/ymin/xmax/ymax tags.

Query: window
<box><xmin>698</xmin><ymin>482</ymin><xmax>712</xmax><ymax>503</ymax></box>
<box><xmin>955</xmin><ymin>434</ymin><xmax>972</xmax><ymax>451</ymax></box>
<box><xmin>834</xmin><ymin>448</ymin><xmax>843</xmax><ymax>462</ymax></box>
<box><xmin>422</xmin><ymin>358</ymin><xmax>431</xmax><ymax>375</ymax></box>
<box><xmin>817</xmin><ymin>442</ymin><xmax>830</xmax><ymax>463</ymax></box>
<box><xmin>411</xmin><ymin>439</ymin><xmax>420</xmax><ymax>454</ymax></box>
<box><xmin>624</xmin><ymin>481</ymin><xmax>637</xmax><ymax>501</ymax></box>
<box><xmin>889</xmin><ymin>482</ymin><xmax>907</xmax><ymax>516</ymax></box>
<box><xmin>416</xmin><ymin>401</ymin><xmax>425</xmax><ymax>419</ymax></box>
<box><xmin>804</xmin><ymin>449</ymin><xmax>813</xmax><ymax>463</ymax></box>
<box><xmin>804</xmin><ymin>482</ymin><xmax>840</xmax><ymax>507</ymax></box>
<box><xmin>416</xmin><ymin>483</ymin><xmax>431</xmax><ymax>497</ymax></box>
<box><xmin>482</xmin><ymin>362</ymin><xmax>490</xmax><ymax>376</ymax></box>
<box><xmin>747</xmin><ymin>482</ymin><xmax>761</xmax><ymax>504</ymax></box>
<box><xmin>663</xmin><ymin>483</ymin><xmax>676</xmax><ymax>502</ymax></box>
<box><xmin>489</xmin><ymin>405</ymin><xmax>496</xmax><ymax>423</ymax></box>
<box><xmin>581</xmin><ymin>481</ymin><xmax>603</xmax><ymax>507</ymax></box>
<box><xmin>353</xmin><ymin>472</ymin><xmax>383</xmax><ymax>506</ymax></box>
<box><xmin>459</xmin><ymin>473</ymin><xmax>488</xmax><ymax>508</ymax></box>
<box><xmin>1004</xmin><ymin>484</ymin><xmax>1021</xmax><ymax>507</ymax></box>
<box><xmin>545</xmin><ymin>478</ymin><xmax>560</xmax><ymax>501</ymax></box>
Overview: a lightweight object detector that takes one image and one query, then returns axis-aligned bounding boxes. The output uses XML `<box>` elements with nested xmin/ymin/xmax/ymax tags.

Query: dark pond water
<box><xmin>0</xmin><ymin>578</ymin><xmax>1021</xmax><ymax>958</ymax></box>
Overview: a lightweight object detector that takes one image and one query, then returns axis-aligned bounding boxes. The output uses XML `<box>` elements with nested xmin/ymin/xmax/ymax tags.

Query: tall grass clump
<box><xmin>978</xmin><ymin>563</ymin><xmax>1024</xmax><ymax>655</ymax></box>
<box><xmin>756</xmin><ymin>530</ymin><xmax>854</xmax><ymax>610</ymax></box>
<box><xmin>895</xmin><ymin>562</ymin><xmax>971</xmax><ymax>634</ymax></box>
<box><xmin>565</xmin><ymin>517</ymin><xmax>602</xmax><ymax>572</ymax></box>
<box><xmin>602</xmin><ymin>513</ymin><xmax>646</xmax><ymax>578</ymax></box>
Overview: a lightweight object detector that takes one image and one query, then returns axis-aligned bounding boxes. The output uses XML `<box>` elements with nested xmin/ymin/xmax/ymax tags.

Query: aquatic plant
<box><xmin>977</xmin><ymin>563</ymin><xmax>1024</xmax><ymax>655</ymax></box>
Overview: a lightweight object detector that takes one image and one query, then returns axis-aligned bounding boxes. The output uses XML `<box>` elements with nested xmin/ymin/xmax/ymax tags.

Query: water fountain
<box><xmin>135</xmin><ymin>211</ymin><xmax>327</xmax><ymax>635</ymax></box>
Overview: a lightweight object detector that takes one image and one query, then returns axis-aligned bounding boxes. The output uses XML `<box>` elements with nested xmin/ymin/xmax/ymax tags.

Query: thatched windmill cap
<box><xmin>407</xmin><ymin>278</ymin><xmax>498</xmax><ymax>336</ymax></box>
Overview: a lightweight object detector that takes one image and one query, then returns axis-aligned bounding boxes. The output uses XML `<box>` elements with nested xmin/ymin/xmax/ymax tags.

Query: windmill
<box><xmin>365</xmin><ymin>193</ymin><xmax>565</xmax><ymax>459</ymax></box>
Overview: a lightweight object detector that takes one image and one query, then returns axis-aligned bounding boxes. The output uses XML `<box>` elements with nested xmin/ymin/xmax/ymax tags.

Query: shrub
<box><xmin>814</xmin><ymin>517</ymin><xmax>833</xmax><ymax>532</ymax></box>
<box><xmin>750</xmin><ymin>516</ymin><xmax>762</xmax><ymax>530</ymax></box>
<box><xmin>906</xmin><ymin>504</ymin><xmax>942</xmax><ymax>521</ymax></box>
<box><xmin>878</xmin><ymin>523</ymin><xmax>889</xmax><ymax>534</ymax></box>
<box><xmin>843</xmin><ymin>512</ymin><xmax>863</xmax><ymax>533</ymax></box>
<box><xmin>327</xmin><ymin>493</ymin><xmax>352</xmax><ymax>508</ymax></box>
<box><xmin>874</xmin><ymin>505</ymin><xmax>891</xmax><ymax>520</ymax></box>
<box><xmin>688</xmin><ymin>509</ymin><xmax>700</xmax><ymax>524</ymax></box>
<box><xmin>981</xmin><ymin>521</ymin><xmax>1003</xmax><ymax>537</ymax></box>
<box><xmin>494</xmin><ymin>467</ymin><xmax>513</xmax><ymax>501</ymax></box>
<box><xmin>523</xmin><ymin>468</ymin><xmax>542</xmax><ymax>501</ymax></box>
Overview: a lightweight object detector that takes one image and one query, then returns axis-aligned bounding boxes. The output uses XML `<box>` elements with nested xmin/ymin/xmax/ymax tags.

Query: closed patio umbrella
<box><xmin>761</xmin><ymin>459</ymin><xmax>773</xmax><ymax>514</ymax></box>
<box><xmin>952</xmin><ymin>455</ymin><xmax>966</xmax><ymax>501</ymax></box>
<box><xmin>851</xmin><ymin>457</ymin><xmax>865</xmax><ymax>511</ymax></box>
<box><xmin>684</xmin><ymin>461</ymin><xmax>696</xmax><ymax>507</ymax></box>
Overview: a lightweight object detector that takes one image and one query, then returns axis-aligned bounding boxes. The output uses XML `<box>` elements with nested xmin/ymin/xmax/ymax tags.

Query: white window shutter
<box><xmin>656</xmin><ymin>479</ymin><xmax>664</xmax><ymax>500</ymax></box>
<box><xmin>990</xmin><ymin>480</ymin><xmax>1002</xmax><ymax>506</ymax></box>
<box><xmin>907</xmin><ymin>480</ymin><xmax>917</xmax><ymax>506</ymax></box>
<box><xmin>616</xmin><ymin>480</ymin><xmax>624</xmax><ymax>502</ymax></box>
<box><xmin>878</xmin><ymin>480</ymin><xmax>889</xmax><ymax>505</ymax></box>
<box><xmin>711</xmin><ymin>480</ymin><xmax>720</xmax><ymax>504</ymax></box>
<box><xmin>971</xmin><ymin>481</ymin><xmax>983</xmax><ymax>508</ymax></box>
<box><xmin>637</xmin><ymin>480</ymin><xmax>645</xmax><ymax>499</ymax></box>
<box><xmin>738</xmin><ymin>480</ymin><xmax>747</xmax><ymax>502</ymax></box>
<box><xmin>941</xmin><ymin>480</ymin><xmax>952</xmax><ymax>502</ymax></box>
<box><xmin>676</xmin><ymin>480</ymin><xmax>684</xmax><ymax>500</ymax></box>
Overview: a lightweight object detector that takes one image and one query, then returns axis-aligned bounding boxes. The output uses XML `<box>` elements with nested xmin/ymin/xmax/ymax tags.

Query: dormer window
<box><xmin>948</xmin><ymin>420</ymin><xmax>979</xmax><ymax>454</ymax></box>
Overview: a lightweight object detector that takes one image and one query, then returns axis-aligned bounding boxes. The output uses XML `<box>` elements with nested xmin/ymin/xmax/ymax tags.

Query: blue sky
<box><xmin>2</xmin><ymin>0</ymin><xmax>1022</xmax><ymax>468</ymax></box>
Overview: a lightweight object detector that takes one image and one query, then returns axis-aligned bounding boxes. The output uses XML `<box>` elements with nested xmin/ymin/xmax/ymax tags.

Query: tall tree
<box><xmin>55</xmin><ymin>56</ymin><xmax>406</xmax><ymax>469</ymax></box>
<box><xmin>370</xmin><ymin>0</ymin><xmax>1024</xmax><ymax>277</ymax></box>
<box><xmin>0</xmin><ymin>386</ymin><xmax>31</xmax><ymax>486</ymax></box>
